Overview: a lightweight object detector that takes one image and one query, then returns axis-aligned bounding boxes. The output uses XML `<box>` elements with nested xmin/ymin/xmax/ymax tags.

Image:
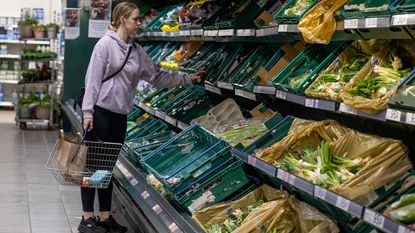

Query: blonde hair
<box><xmin>108</xmin><ymin>2</ymin><xmax>138</xmax><ymax>31</ymax></box>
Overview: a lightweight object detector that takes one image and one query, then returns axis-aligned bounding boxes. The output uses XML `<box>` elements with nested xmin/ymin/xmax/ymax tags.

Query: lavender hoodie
<box><xmin>82</xmin><ymin>30</ymin><xmax>192</xmax><ymax>118</ymax></box>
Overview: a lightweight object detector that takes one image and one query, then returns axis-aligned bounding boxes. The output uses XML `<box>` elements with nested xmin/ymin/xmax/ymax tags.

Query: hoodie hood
<box><xmin>105</xmin><ymin>30</ymin><xmax>133</xmax><ymax>51</ymax></box>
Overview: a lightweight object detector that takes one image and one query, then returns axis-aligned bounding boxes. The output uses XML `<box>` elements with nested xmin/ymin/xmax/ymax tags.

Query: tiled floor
<box><xmin>0</xmin><ymin>110</ymin><xmax>132</xmax><ymax>233</ymax></box>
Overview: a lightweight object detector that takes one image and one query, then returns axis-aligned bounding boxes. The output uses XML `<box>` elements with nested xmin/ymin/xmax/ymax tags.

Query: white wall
<box><xmin>0</xmin><ymin>0</ymin><xmax>63</xmax><ymax>24</ymax></box>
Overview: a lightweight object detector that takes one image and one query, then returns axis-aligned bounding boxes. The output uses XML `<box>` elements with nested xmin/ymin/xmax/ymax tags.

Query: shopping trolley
<box><xmin>46</xmin><ymin>131</ymin><xmax>123</xmax><ymax>189</ymax></box>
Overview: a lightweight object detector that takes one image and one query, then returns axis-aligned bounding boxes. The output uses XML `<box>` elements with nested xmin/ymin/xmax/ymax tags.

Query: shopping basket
<box><xmin>46</xmin><ymin>131</ymin><xmax>123</xmax><ymax>189</ymax></box>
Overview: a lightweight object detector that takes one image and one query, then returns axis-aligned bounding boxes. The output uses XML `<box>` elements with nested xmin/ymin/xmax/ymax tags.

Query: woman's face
<box><xmin>122</xmin><ymin>9</ymin><xmax>141</xmax><ymax>36</ymax></box>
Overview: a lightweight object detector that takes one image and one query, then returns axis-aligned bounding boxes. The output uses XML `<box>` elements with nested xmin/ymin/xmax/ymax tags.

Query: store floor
<box><xmin>0</xmin><ymin>110</ymin><xmax>132</xmax><ymax>233</ymax></box>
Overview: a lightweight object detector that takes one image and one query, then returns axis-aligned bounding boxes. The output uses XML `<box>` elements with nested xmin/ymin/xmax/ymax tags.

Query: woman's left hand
<box><xmin>191</xmin><ymin>70</ymin><xmax>206</xmax><ymax>84</ymax></box>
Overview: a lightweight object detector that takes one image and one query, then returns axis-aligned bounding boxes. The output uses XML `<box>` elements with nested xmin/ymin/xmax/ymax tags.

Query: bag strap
<box><xmin>102</xmin><ymin>43</ymin><xmax>135</xmax><ymax>84</ymax></box>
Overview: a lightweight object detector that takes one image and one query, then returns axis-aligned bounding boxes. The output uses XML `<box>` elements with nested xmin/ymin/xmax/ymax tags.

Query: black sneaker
<box><xmin>78</xmin><ymin>216</ymin><xmax>107</xmax><ymax>233</ymax></box>
<box><xmin>99</xmin><ymin>215</ymin><xmax>128</xmax><ymax>233</ymax></box>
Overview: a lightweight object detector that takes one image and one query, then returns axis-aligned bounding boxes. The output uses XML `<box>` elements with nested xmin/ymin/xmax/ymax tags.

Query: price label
<box><xmin>364</xmin><ymin>209</ymin><xmax>385</xmax><ymax>229</ymax></box>
<box><xmin>147</xmin><ymin>107</ymin><xmax>155</xmax><ymax>115</ymax></box>
<box><xmin>288</xmin><ymin>174</ymin><xmax>296</xmax><ymax>185</ymax></box>
<box><xmin>177</xmin><ymin>121</ymin><xmax>188</xmax><ymax>130</ymax></box>
<box><xmin>237</xmin><ymin>29</ymin><xmax>255</xmax><ymax>37</ymax></box>
<box><xmin>339</xmin><ymin>103</ymin><xmax>358</xmax><ymax>115</ymax></box>
<box><xmin>386</xmin><ymin>109</ymin><xmax>402</xmax><ymax>122</ymax></box>
<box><xmin>191</xmin><ymin>29</ymin><xmax>204</xmax><ymax>36</ymax></box>
<box><xmin>217</xmin><ymin>81</ymin><xmax>234</xmax><ymax>90</ymax></box>
<box><xmin>393</xmin><ymin>15</ymin><xmax>409</xmax><ymax>26</ymax></box>
<box><xmin>405</xmin><ymin>112</ymin><xmax>415</xmax><ymax>126</ymax></box>
<box><xmin>165</xmin><ymin>116</ymin><xmax>177</xmax><ymax>126</ymax></box>
<box><xmin>204</xmin><ymin>84</ymin><xmax>222</xmax><ymax>95</ymax></box>
<box><xmin>218</xmin><ymin>29</ymin><xmax>234</xmax><ymax>37</ymax></box>
<box><xmin>235</xmin><ymin>89</ymin><xmax>257</xmax><ymax>101</ymax></box>
<box><xmin>278</xmin><ymin>24</ymin><xmax>288</xmax><ymax>32</ymax></box>
<box><xmin>254</xmin><ymin>85</ymin><xmax>276</xmax><ymax>95</ymax></box>
<box><xmin>276</xmin><ymin>90</ymin><xmax>287</xmax><ymax>100</ymax></box>
<box><xmin>336</xmin><ymin>196</ymin><xmax>351</xmax><ymax>211</ymax></box>
<box><xmin>398</xmin><ymin>225</ymin><xmax>415</xmax><ymax>233</ymax></box>
<box><xmin>138</xmin><ymin>102</ymin><xmax>146</xmax><ymax>109</ymax></box>
<box><xmin>155</xmin><ymin>111</ymin><xmax>165</xmax><ymax>120</ymax></box>
<box><xmin>141</xmin><ymin>191</ymin><xmax>150</xmax><ymax>199</ymax></box>
<box><xmin>315</xmin><ymin>186</ymin><xmax>327</xmax><ymax>200</ymax></box>
<box><xmin>130</xmin><ymin>178</ymin><xmax>138</xmax><ymax>186</ymax></box>
<box><xmin>365</xmin><ymin>18</ymin><xmax>378</xmax><ymax>28</ymax></box>
<box><xmin>168</xmin><ymin>223</ymin><xmax>179</xmax><ymax>233</ymax></box>
<box><xmin>179</xmin><ymin>31</ymin><xmax>190</xmax><ymax>36</ymax></box>
<box><xmin>152</xmin><ymin>204</ymin><xmax>162</xmax><ymax>214</ymax></box>
<box><xmin>257</xmin><ymin>0</ymin><xmax>267</xmax><ymax>8</ymax></box>
<box><xmin>204</xmin><ymin>30</ymin><xmax>218</xmax><ymax>37</ymax></box>
<box><xmin>344</xmin><ymin>19</ymin><xmax>359</xmax><ymax>29</ymax></box>
<box><xmin>305</xmin><ymin>99</ymin><xmax>317</xmax><ymax>108</ymax></box>
<box><xmin>247</xmin><ymin>156</ymin><xmax>257</xmax><ymax>166</ymax></box>
<box><xmin>277</xmin><ymin>169</ymin><xmax>289</xmax><ymax>182</ymax></box>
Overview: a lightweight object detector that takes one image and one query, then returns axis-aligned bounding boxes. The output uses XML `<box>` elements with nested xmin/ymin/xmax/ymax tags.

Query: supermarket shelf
<box><xmin>16</xmin><ymin>119</ymin><xmax>49</xmax><ymax>123</ymax></box>
<box><xmin>0</xmin><ymin>39</ymin><xmax>50</xmax><ymax>45</ymax></box>
<box><xmin>0</xmin><ymin>79</ymin><xmax>18</xmax><ymax>84</ymax></box>
<box><xmin>0</xmin><ymin>39</ymin><xmax>20</xmax><ymax>44</ymax></box>
<box><xmin>0</xmin><ymin>54</ymin><xmax>20</xmax><ymax>59</ymax></box>
<box><xmin>230</xmin><ymin>148</ymin><xmax>415</xmax><ymax>233</ymax></box>
<box><xmin>18</xmin><ymin>80</ymin><xmax>54</xmax><ymax>85</ymax></box>
<box><xmin>20</xmin><ymin>57</ymin><xmax>56</xmax><ymax>62</ymax></box>
<box><xmin>114</xmin><ymin>154</ymin><xmax>204</xmax><ymax>233</ymax></box>
<box><xmin>61</xmin><ymin>99</ymin><xmax>83</xmax><ymax>133</ymax></box>
<box><xmin>0</xmin><ymin>101</ymin><xmax>13</xmax><ymax>107</ymax></box>
<box><xmin>134</xmin><ymin>100</ymin><xmax>189</xmax><ymax>130</ymax></box>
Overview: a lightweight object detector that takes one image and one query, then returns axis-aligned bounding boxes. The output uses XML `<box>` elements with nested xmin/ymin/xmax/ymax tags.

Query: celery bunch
<box><xmin>274</xmin><ymin>141</ymin><xmax>365</xmax><ymax>189</ymax></box>
<box><xmin>283</xmin><ymin>0</ymin><xmax>314</xmax><ymax>16</ymax></box>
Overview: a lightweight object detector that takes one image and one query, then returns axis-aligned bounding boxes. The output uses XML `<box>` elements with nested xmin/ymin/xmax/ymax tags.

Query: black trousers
<box><xmin>81</xmin><ymin>105</ymin><xmax>127</xmax><ymax>212</ymax></box>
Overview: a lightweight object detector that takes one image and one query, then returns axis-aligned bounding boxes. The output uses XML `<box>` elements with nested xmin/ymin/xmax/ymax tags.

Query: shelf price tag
<box><xmin>288</xmin><ymin>174</ymin><xmax>296</xmax><ymax>185</ymax></box>
<box><xmin>339</xmin><ymin>103</ymin><xmax>358</xmax><ymax>115</ymax></box>
<box><xmin>247</xmin><ymin>155</ymin><xmax>257</xmax><ymax>166</ymax></box>
<box><xmin>130</xmin><ymin>178</ymin><xmax>138</xmax><ymax>186</ymax></box>
<box><xmin>344</xmin><ymin>19</ymin><xmax>359</xmax><ymax>29</ymax></box>
<box><xmin>393</xmin><ymin>15</ymin><xmax>409</xmax><ymax>26</ymax></box>
<box><xmin>305</xmin><ymin>99</ymin><xmax>319</xmax><ymax>108</ymax></box>
<box><xmin>204</xmin><ymin>84</ymin><xmax>222</xmax><ymax>95</ymax></box>
<box><xmin>398</xmin><ymin>225</ymin><xmax>415</xmax><ymax>233</ymax></box>
<box><xmin>277</xmin><ymin>169</ymin><xmax>289</xmax><ymax>182</ymax></box>
<box><xmin>217</xmin><ymin>81</ymin><xmax>234</xmax><ymax>90</ymax></box>
<box><xmin>364</xmin><ymin>209</ymin><xmax>385</xmax><ymax>229</ymax></box>
<box><xmin>165</xmin><ymin>116</ymin><xmax>177</xmax><ymax>126</ymax></box>
<box><xmin>191</xmin><ymin>29</ymin><xmax>204</xmax><ymax>36</ymax></box>
<box><xmin>365</xmin><ymin>18</ymin><xmax>378</xmax><ymax>28</ymax></box>
<box><xmin>152</xmin><ymin>204</ymin><xmax>163</xmax><ymax>215</ymax></box>
<box><xmin>386</xmin><ymin>109</ymin><xmax>402</xmax><ymax>122</ymax></box>
<box><xmin>155</xmin><ymin>111</ymin><xmax>165</xmax><ymax>120</ymax></box>
<box><xmin>168</xmin><ymin>223</ymin><xmax>179</xmax><ymax>233</ymax></box>
<box><xmin>278</xmin><ymin>24</ymin><xmax>288</xmax><ymax>32</ymax></box>
<box><xmin>138</xmin><ymin>102</ymin><xmax>146</xmax><ymax>109</ymax></box>
<box><xmin>235</xmin><ymin>89</ymin><xmax>257</xmax><ymax>101</ymax></box>
<box><xmin>405</xmin><ymin>112</ymin><xmax>415</xmax><ymax>126</ymax></box>
<box><xmin>218</xmin><ymin>29</ymin><xmax>234</xmax><ymax>37</ymax></box>
<box><xmin>204</xmin><ymin>30</ymin><xmax>218</xmax><ymax>37</ymax></box>
<box><xmin>314</xmin><ymin>186</ymin><xmax>327</xmax><ymax>199</ymax></box>
<box><xmin>336</xmin><ymin>196</ymin><xmax>351</xmax><ymax>212</ymax></box>
<box><xmin>141</xmin><ymin>191</ymin><xmax>150</xmax><ymax>199</ymax></box>
<box><xmin>276</xmin><ymin>90</ymin><xmax>287</xmax><ymax>100</ymax></box>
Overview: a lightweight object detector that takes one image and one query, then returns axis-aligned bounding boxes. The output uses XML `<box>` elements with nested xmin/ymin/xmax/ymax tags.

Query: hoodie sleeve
<box><xmin>82</xmin><ymin>43</ymin><xmax>107</xmax><ymax>118</ymax></box>
<box><xmin>136</xmin><ymin>46</ymin><xmax>192</xmax><ymax>89</ymax></box>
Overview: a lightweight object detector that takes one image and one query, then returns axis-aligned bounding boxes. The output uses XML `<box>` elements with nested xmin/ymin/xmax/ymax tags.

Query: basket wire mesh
<box><xmin>46</xmin><ymin>136</ymin><xmax>123</xmax><ymax>189</ymax></box>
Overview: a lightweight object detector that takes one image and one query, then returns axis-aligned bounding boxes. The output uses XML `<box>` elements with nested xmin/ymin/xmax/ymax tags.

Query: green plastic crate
<box><xmin>205</xmin><ymin>45</ymin><xmax>245</xmax><ymax>84</ymax></box>
<box><xmin>143</xmin><ymin>5</ymin><xmax>184</xmax><ymax>32</ymax></box>
<box><xmin>390</xmin><ymin>0</ymin><xmax>415</xmax><ymax>14</ymax></box>
<box><xmin>271</xmin><ymin>42</ymin><xmax>350</xmax><ymax>94</ymax></box>
<box><xmin>274</xmin><ymin>0</ymin><xmax>319</xmax><ymax>24</ymax></box>
<box><xmin>127</xmin><ymin>107</ymin><xmax>144</xmax><ymax>122</ymax></box>
<box><xmin>142</xmin><ymin>124</ymin><xmax>229</xmax><ymax>193</ymax></box>
<box><xmin>177</xmin><ymin>160</ymin><xmax>249</xmax><ymax>212</ymax></box>
<box><xmin>388</xmin><ymin>69</ymin><xmax>415</xmax><ymax>112</ymax></box>
<box><xmin>125</xmin><ymin>118</ymin><xmax>169</xmax><ymax>141</ymax></box>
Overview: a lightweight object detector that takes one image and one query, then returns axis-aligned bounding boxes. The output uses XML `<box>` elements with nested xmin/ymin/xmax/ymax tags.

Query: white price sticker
<box><xmin>278</xmin><ymin>24</ymin><xmax>288</xmax><ymax>32</ymax></box>
<box><xmin>386</xmin><ymin>109</ymin><xmax>402</xmax><ymax>122</ymax></box>
<box><xmin>217</xmin><ymin>81</ymin><xmax>234</xmax><ymax>90</ymax></box>
<box><xmin>339</xmin><ymin>103</ymin><xmax>358</xmax><ymax>115</ymax></box>
<box><xmin>237</xmin><ymin>29</ymin><xmax>255</xmax><ymax>37</ymax></box>
<box><xmin>365</xmin><ymin>18</ymin><xmax>378</xmax><ymax>28</ymax></box>
<box><xmin>235</xmin><ymin>89</ymin><xmax>256</xmax><ymax>101</ymax></box>
<box><xmin>130</xmin><ymin>178</ymin><xmax>138</xmax><ymax>186</ymax></box>
<box><xmin>305</xmin><ymin>99</ymin><xmax>315</xmax><ymax>108</ymax></box>
<box><xmin>152</xmin><ymin>204</ymin><xmax>162</xmax><ymax>214</ymax></box>
<box><xmin>165</xmin><ymin>116</ymin><xmax>177</xmax><ymax>126</ymax></box>
<box><xmin>277</xmin><ymin>169</ymin><xmax>289</xmax><ymax>182</ymax></box>
<box><xmin>336</xmin><ymin>196</ymin><xmax>351</xmax><ymax>211</ymax></box>
<box><xmin>205</xmin><ymin>84</ymin><xmax>222</xmax><ymax>95</ymax></box>
<box><xmin>141</xmin><ymin>191</ymin><xmax>150</xmax><ymax>199</ymax></box>
<box><xmin>155</xmin><ymin>111</ymin><xmax>165</xmax><ymax>120</ymax></box>
<box><xmin>191</xmin><ymin>29</ymin><xmax>204</xmax><ymax>36</ymax></box>
<box><xmin>398</xmin><ymin>225</ymin><xmax>415</xmax><ymax>233</ymax></box>
<box><xmin>204</xmin><ymin>30</ymin><xmax>218</xmax><ymax>37</ymax></box>
<box><xmin>393</xmin><ymin>15</ymin><xmax>409</xmax><ymax>26</ymax></box>
<box><xmin>288</xmin><ymin>174</ymin><xmax>296</xmax><ymax>185</ymax></box>
<box><xmin>315</xmin><ymin>186</ymin><xmax>327</xmax><ymax>200</ymax></box>
<box><xmin>138</xmin><ymin>102</ymin><xmax>146</xmax><ymax>109</ymax></box>
<box><xmin>344</xmin><ymin>19</ymin><xmax>359</xmax><ymax>29</ymax></box>
<box><xmin>168</xmin><ymin>223</ymin><xmax>179</xmax><ymax>233</ymax></box>
<box><xmin>218</xmin><ymin>29</ymin><xmax>234</xmax><ymax>37</ymax></box>
<box><xmin>364</xmin><ymin>209</ymin><xmax>385</xmax><ymax>229</ymax></box>
<box><xmin>276</xmin><ymin>90</ymin><xmax>287</xmax><ymax>100</ymax></box>
<box><xmin>405</xmin><ymin>112</ymin><xmax>415</xmax><ymax>126</ymax></box>
<box><xmin>247</xmin><ymin>156</ymin><xmax>257</xmax><ymax>166</ymax></box>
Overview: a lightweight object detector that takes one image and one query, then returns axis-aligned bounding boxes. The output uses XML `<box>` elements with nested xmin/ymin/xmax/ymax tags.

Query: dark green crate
<box><xmin>271</xmin><ymin>42</ymin><xmax>350</xmax><ymax>94</ymax></box>
<box><xmin>127</xmin><ymin>108</ymin><xmax>144</xmax><ymax>122</ymax></box>
<box><xmin>177</xmin><ymin>160</ymin><xmax>250</xmax><ymax>212</ymax></box>
<box><xmin>388</xmin><ymin>69</ymin><xmax>415</xmax><ymax>112</ymax></box>
<box><xmin>273</xmin><ymin>0</ymin><xmax>319</xmax><ymax>24</ymax></box>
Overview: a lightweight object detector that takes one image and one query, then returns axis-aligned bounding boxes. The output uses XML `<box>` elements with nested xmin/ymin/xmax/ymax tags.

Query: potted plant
<box><xmin>35</xmin><ymin>94</ymin><xmax>51</xmax><ymax>119</ymax></box>
<box><xmin>19</xmin><ymin>93</ymin><xmax>38</xmax><ymax>119</ymax></box>
<box><xmin>33</xmin><ymin>24</ymin><xmax>46</xmax><ymax>39</ymax></box>
<box><xmin>18</xmin><ymin>18</ymin><xmax>38</xmax><ymax>39</ymax></box>
<box><xmin>46</xmin><ymin>23</ymin><xmax>59</xmax><ymax>39</ymax></box>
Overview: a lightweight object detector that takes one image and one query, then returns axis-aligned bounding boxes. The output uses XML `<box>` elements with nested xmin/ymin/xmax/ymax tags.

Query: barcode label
<box><xmin>365</xmin><ymin>18</ymin><xmax>378</xmax><ymax>28</ymax></box>
<box><xmin>305</xmin><ymin>99</ymin><xmax>319</xmax><ymax>108</ymax></box>
<box><xmin>386</xmin><ymin>109</ymin><xmax>402</xmax><ymax>122</ymax></box>
<box><xmin>315</xmin><ymin>186</ymin><xmax>327</xmax><ymax>199</ymax></box>
<box><xmin>141</xmin><ymin>191</ymin><xmax>150</xmax><ymax>199</ymax></box>
<box><xmin>405</xmin><ymin>112</ymin><xmax>415</xmax><ymax>125</ymax></box>
<box><xmin>393</xmin><ymin>15</ymin><xmax>408</xmax><ymax>26</ymax></box>
<box><xmin>336</xmin><ymin>196</ymin><xmax>351</xmax><ymax>212</ymax></box>
<box><xmin>364</xmin><ymin>209</ymin><xmax>385</xmax><ymax>229</ymax></box>
<box><xmin>344</xmin><ymin>19</ymin><xmax>359</xmax><ymax>29</ymax></box>
<box><xmin>152</xmin><ymin>204</ymin><xmax>162</xmax><ymax>214</ymax></box>
<box><xmin>276</xmin><ymin>90</ymin><xmax>287</xmax><ymax>100</ymax></box>
<box><xmin>278</xmin><ymin>24</ymin><xmax>288</xmax><ymax>32</ymax></box>
<box><xmin>339</xmin><ymin>103</ymin><xmax>358</xmax><ymax>115</ymax></box>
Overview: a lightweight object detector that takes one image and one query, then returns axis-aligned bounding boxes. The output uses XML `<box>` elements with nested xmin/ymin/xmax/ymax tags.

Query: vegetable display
<box><xmin>216</xmin><ymin>120</ymin><xmax>268</xmax><ymax>147</ymax></box>
<box><xmin>385</xmin><ymin>193</ymin><xmax>415</xmax><ymax>224</ymax></box>
<box><xmin>274</xmin><ymin>141</ymin><xmax>366</xmax><ymax>189</ymax></box>
<box><xmin>283</xmin><ymin>0</ymin><xmax>314</xmax><ymax>16</ymax></box>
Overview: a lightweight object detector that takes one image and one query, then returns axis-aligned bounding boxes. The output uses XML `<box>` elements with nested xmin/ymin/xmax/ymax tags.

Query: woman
<box><xmin>80</xmin><ymin>2</ymin><xmax>204</xmax><ymax>233</ymax></box>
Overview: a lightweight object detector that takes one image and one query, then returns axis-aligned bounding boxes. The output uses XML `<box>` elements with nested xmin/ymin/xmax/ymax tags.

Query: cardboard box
<box><xmin>250</xmin><ymin>103</ymin><xmax>274</xmax><ymax>119</ymax></box>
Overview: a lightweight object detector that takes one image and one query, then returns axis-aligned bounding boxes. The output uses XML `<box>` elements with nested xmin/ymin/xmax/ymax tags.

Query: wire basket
<box><xmin>46</xmin><ymin>137</ymin><xmax>123</xmax><ymax>189</ymax></box>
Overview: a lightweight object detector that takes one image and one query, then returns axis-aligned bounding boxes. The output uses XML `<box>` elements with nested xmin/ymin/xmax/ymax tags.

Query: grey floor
<box><xmin>0</xmin><ymin>111</ymin><xmax>133</xmax><ymax>233</ymax></box>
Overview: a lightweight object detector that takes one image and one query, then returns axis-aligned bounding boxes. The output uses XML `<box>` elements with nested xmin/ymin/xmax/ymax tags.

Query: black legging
<box><xmin>81</xmin><ymin>105</ymin><xmax>127</xmax><ymax>212</ymax></box>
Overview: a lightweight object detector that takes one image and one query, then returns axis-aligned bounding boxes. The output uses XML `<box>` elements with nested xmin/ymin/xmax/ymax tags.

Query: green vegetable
<box><xmin>283</xmin><ymin>0</ymin><xmax>314</xmax><ymax>16</ymax></box>
<box><xmin>390</xmin><ymin>202</ymin><xmax>415</xmax><ymax>224</ymax></box>
<box><xmin>391</xmin><ymin>194</ymin><xmax>415</xmax><ymax>210</ymax></box>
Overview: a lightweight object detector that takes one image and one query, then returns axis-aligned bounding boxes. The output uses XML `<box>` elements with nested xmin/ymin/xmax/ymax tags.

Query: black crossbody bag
<box><xmin>74</xmin><ymin>44</ymin><xmax>134</xmax><ymax>111</ymax></box>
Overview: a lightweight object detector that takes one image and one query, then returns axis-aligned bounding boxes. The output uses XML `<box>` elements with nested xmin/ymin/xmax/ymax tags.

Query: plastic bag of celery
<box><xmin>192</xmin><ymin>185</ymin><xmax>339</xmax><ymax>233</ymax></box>
<box><xmin>297</xmin><ymin>0</ymin><xmax>348</xmax><ymax>45</ymax></box>
<box><xmin>340</xmin><ymin>40</ymin><xmax>415</xmax><ymax>113</ymax></box>
<box><xmin>256</xmin><ymin>118</ymin><xmax>411</xmax><ymax>203</ymax></box>
<box><xmin>215</xmin><ymin>119</ymin><xmax>268</xmax><ymax>147</ymax></box>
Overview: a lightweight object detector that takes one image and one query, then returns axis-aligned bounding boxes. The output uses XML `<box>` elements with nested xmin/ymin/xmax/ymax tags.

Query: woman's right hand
<box><xmin>83</xmin><ymin>118</ymin><xmax>93</xmax><ymax>131</ymax></box>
